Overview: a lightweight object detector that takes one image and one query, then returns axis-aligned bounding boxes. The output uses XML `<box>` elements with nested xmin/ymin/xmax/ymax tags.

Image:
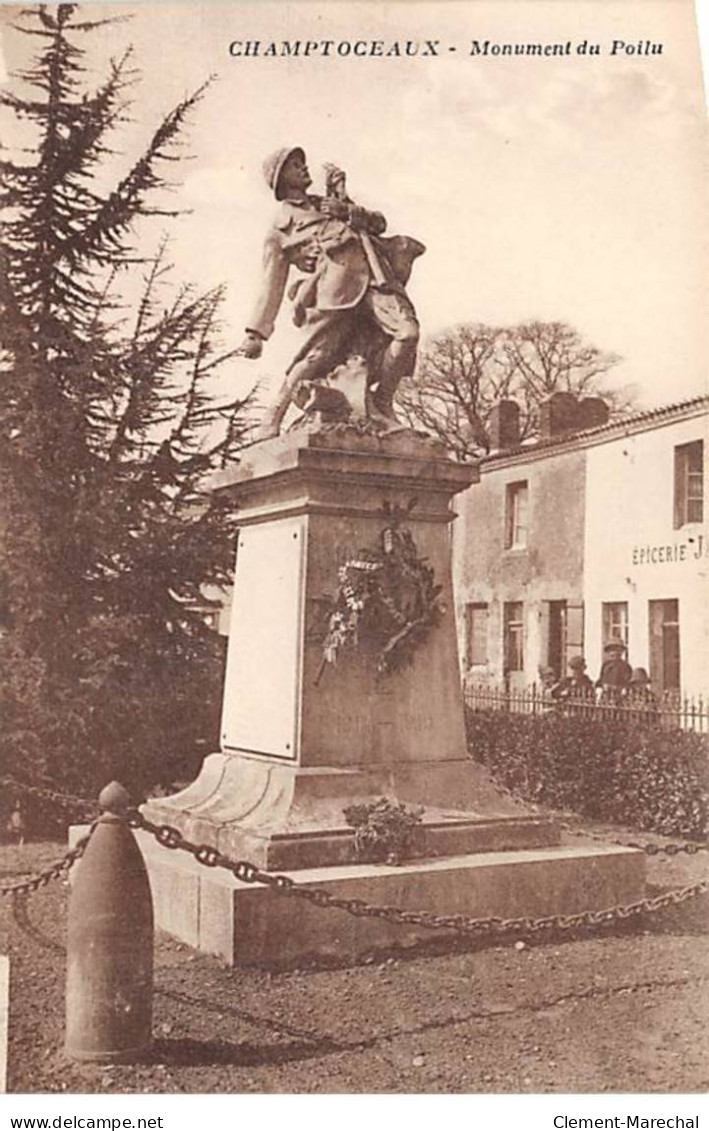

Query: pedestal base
<box><xmin>137</xmin><ymin>831</ymin><xmax>646</xmax><ymax>966</ymax></box>
<box><xmin>142</xmin><ymin>751</ymin><xmax>562</xmax><ymax>868</ymax></box>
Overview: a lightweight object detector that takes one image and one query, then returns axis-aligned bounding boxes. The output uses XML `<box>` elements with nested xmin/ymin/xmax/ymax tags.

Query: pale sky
<box><xmin>1</xmin><ymin>0</ymin><xmax>708</xmax><ymax>411</ymax></box>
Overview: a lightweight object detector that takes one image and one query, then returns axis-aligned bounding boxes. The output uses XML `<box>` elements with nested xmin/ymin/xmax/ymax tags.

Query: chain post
<box><xmin>65</xmin><ymin>782</ymin><xmax>154</xmax><ymax>1064</ymax></box>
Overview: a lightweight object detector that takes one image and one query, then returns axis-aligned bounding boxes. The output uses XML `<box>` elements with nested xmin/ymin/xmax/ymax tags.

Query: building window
<box><xmin>505</xmin><ymin>481</ymin><xmax>529</xmax><ymax>548</ymax></box>
<box><xmin>674</xmin><ymin>440</ymin><xmax>703</xmax><ymax>527</ymax></box>
<box><xmin>547</xmin><ymin>601</ymin><xmax>568</xmax><ymax>679</ymax></box>
<box><xmin>504</xmin><ymin>601</ymin><xmax>524</xmax><ymax>672</ymax></box>
<box><xmin>602</xmin><ymin>602</ymin><xmax>629</xmax><ymax>649</ymax></box>
<box><xmin>465</xmin><ymin>603</ymin><xmax>488</xmax><ymax>667</ymax></box>
<box><xmin>648</xmin><ymin>599</ymin><xmax>680</xmax><ymax>692</ymax></box>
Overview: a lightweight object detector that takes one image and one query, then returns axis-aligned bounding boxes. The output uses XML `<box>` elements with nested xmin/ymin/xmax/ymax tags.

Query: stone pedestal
<box><xmin>141</xmin><ymin>428</ymin><xmax>645</xmax><ymax>962</ymax></box>
<box><xmin>145</xmin><ymin>429</ymin><xmax>554</xmax><ymax>861</ymax></box>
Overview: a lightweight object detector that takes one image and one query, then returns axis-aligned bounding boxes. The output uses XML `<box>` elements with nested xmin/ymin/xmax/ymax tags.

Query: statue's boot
<box><xmin>253</xmin><ymin>414</ymin><xmax>282</xmax><ymax>442</ymax></box>
<box><xmin>370</xmin><ymin>373</ymin><xmax>400</xmax><ymax>421</ymax></box>
<box><xmin>254</xmin><ymin>372</ymin><xmax>301</xmax><ymax>440</ymax></box>
<box><xmin>255</xmin><ymin>330</ymin><xmax>351</xmax><ymax>439</ymax></box>
<box><xmin>371</xmin><ymin>335</ymin><xmax>417</xmax><ymax>421</ymax></box>
<box><xmin>366</xmin><ymin>397</ymin><xmax>404</xmax><ymax>432</ymax></box>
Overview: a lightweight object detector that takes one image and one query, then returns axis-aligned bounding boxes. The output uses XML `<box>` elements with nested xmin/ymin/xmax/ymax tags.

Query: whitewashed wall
<box><xmin>584</xmin><ymin>413</ymin><xmax>708</xmax><ymax>697</ymax></box>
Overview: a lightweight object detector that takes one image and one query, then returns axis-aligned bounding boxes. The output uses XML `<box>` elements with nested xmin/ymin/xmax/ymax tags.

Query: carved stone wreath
<box><xmin>319</xmin><ymin>515</ymin><xmax>443</xmax><ymax>678</ymax></box>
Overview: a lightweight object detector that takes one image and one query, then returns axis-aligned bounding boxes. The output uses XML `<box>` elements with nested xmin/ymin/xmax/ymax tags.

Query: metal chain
<box><xmin>132</xmin><ymin>812</ymin><xmax>709</xmax><ymax>940</ymax></box>
<box><xmin>1</xmin><ymin>776</ymin><xmax>97</xmax><ymax>817</ymax></box>
<box><xmin>2</xmin><ymin>777</ymin><xmax>705</xmax><ymax>931</ymax></box>
<box><xmin>3</xmin><ymin>776</ymin><xmax>705</xmax><ymax>857</ymax></box>
<box><xmin>560</xmin><ymin>821</ymin><xmax>709</xmax><ymax>856</ymax></box>
<box><xmin>626</xmin><ymin>841</ymin><xmax>708</xmax><ymax>856</ymax></box>
<box><xmin>0</xmin><ymin>828</ymin><xmax>94</xmax><ymax>898</ymax></box>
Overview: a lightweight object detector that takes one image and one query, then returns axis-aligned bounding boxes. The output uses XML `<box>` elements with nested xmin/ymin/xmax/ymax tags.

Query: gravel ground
<box><xmin>2</xmin><ymin>829</ymin><xmax>708</xmax><ymax>1094</ymax></box>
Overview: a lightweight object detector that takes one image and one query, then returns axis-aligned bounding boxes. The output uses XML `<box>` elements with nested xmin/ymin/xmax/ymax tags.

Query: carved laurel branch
<box><xmin>318</xmin><ymin>515</ymin><xmax>443</xmax><ymax>681</ymax></box>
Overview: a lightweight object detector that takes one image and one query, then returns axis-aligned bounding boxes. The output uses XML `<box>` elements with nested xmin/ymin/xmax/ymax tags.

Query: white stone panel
<box><xmin>221</xmin><ymin>517</ymin><xmax>304</xmax><ymax>758</ymax></box>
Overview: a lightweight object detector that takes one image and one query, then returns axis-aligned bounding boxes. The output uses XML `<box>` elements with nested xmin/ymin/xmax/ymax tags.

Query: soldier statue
<box><xmin>237</xmin><ymin>147</ymin><xmax>425</xmax><ymax>439</ymax></box>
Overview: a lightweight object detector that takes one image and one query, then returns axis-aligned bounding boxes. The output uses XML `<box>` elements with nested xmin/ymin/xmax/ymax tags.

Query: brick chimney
<box><xmin>538</xmin><ymin>391</ymin><xmax>581</xmax><ymax>440</ymax></box>
<box><xmin>488</xmin><ymin>399</ymin><xmax>520</xmax><ymax>452</ymax></box>
<box><xmin>577</xmin><ymin>397</ymin><xmax>610</xmax><ymax>430</ymax></box>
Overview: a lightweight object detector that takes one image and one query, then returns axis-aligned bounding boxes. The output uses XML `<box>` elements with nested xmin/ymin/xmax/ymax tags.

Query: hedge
<box><xmin>465</xmin><ymin>707</ymin><xmax>709</xmax><ymax>838</ymax></box>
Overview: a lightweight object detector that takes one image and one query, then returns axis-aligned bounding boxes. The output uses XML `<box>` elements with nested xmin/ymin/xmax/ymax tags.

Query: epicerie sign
<box><xmin>632</xmin><ymin>531</ymin><xmax>708</xmax><ymax>566</ymax></box>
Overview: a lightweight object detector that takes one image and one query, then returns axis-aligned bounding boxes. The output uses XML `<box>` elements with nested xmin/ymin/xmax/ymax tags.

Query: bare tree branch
<box><xmin>397</xmin><ymin>321</ymin><xmax>634</xmax><ymax>459</ymax></box>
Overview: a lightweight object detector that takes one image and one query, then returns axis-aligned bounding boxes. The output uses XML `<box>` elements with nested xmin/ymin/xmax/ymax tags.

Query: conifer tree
<box><xmin>0</xmin><ymin>4</ymin><xmax>252</xmax><ymax>801</ymax></box>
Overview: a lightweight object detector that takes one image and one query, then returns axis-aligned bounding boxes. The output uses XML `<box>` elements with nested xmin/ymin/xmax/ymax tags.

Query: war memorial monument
<box><xmin>138</xmin><ymin>148</ymin><xmax>645</xmax><ymax>965</ymax></box>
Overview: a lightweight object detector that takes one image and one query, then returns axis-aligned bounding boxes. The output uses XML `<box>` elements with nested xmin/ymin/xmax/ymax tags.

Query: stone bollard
<box><xmin>65</xmin><ymin>782</ymin><xmax>153</xmax><ymax>1063</ymax></box>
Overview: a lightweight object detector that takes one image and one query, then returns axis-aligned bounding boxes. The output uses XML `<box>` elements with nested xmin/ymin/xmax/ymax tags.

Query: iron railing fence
<box><xmin>463</xmin><ymin>683</ymin><xmax>709</xmax><ymax>733</ymax></box>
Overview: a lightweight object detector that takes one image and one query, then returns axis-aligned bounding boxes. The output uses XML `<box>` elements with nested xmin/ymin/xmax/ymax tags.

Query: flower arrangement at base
<box><xmin>343</xmin><ymin>797</ymin><xmax>425</xmax><ymax>864</ymax></box>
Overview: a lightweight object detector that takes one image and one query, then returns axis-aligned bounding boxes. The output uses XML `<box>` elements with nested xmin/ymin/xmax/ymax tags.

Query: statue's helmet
<box><xmin>262</xmin><ymin>146</ymin><xmax>306</xmax><ymax>200</ymax></box>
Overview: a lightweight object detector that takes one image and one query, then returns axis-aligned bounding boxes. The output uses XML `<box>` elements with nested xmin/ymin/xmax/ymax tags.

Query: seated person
<box><xmin>551</xmin><ymin>656</ymin><xmax>595</xmax><ymax>702</ymax></box>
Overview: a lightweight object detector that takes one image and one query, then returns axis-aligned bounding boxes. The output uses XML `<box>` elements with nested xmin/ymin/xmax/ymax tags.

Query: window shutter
<box><xmin>673</xmin><ymin>446</ymin><xmax>683</xmax><ymax>529</ymax></box>
<box><xmin>565</xmin><ymin>601</ymin><xmax>584</xmax><ymax>660</ymax></box>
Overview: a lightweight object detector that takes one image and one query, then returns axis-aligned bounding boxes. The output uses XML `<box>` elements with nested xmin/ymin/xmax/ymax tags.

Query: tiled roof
<box><xmin>483</xmin><ymin>392</ymin><xmax>709</xmax><ymax>465</ymax></box>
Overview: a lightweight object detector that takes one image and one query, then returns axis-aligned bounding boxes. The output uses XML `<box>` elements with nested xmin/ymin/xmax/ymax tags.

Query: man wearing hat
<box><xmin>596</xmin><ymin>638</ymin><xmax>632</xmax><ymax>702</ymax></box>
<box><xmin>237</xmin><ymin>147</ymin><xmax>422</xmax><ymax>438</ymax></box>
<box><xmin>551</xmin><ymin>656</ymin><xmax>595</xmax><ymax>708</ymax></box>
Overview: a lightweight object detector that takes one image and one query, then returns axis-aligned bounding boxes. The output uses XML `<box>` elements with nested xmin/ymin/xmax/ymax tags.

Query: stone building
<box><xmin>453</xmin><ymin>392</ymin><xmax>708</xmax><ymax>698</ymax></box>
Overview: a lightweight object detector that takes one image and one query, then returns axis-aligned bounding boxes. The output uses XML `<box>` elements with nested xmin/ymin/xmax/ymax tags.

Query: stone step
<box><xmin>141</xmin><ymin>800</ymin><xmax>560</xmax><ymax>869</ymax></box>
<box><xmin>245</xmin><ymin>813</ymin><xmax>560</xmax><ymax>869</ymax></box>
<box><xmin>136</xmin><ymin>831</ymin><xmax>646</xmax><ymax>967</ymax></box>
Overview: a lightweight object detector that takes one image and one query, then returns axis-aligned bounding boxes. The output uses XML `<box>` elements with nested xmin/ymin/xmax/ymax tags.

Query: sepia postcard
<box><xmin>1</xmin><ymin>0</ymin><xmax>708</xmax><ymax>1119</ymax></box>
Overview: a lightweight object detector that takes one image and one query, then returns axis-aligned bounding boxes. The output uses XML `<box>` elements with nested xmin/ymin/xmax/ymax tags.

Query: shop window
<box><xmin>465</xmin><ymin>603</ymin><xmax>488</xmax><ymax>667</ymax></box>
<box><xmin>674</xmin><ymin>440</ymin><xmax>703</xmax><ymax>527</ymax></box>
<box><xmin>505</xmin><ymin>481</ymin><xmax>529</xmax><ymax>548</ymax></box>
<box><xmin>602</xmin><ymin>602</ymin><xmax>629</xmax><ymax>649</ymax></box>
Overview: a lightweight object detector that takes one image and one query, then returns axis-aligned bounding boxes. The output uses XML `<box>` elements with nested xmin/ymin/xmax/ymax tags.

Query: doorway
<box><xmin>648</xmin><ymin>599</ymin><xmax>680</xmax><ymax>693</ymax></box>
